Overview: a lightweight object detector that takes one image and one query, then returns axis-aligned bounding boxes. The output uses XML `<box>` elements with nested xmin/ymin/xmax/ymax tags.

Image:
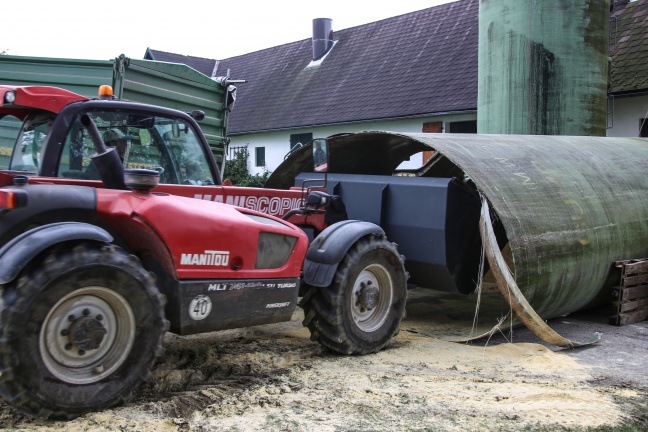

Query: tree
<box><xmin>222</xmin><ymin>145</ymin><xmax>270</xmax><ymax>187</ymax></box>
<box><xmin>0</xmin><ymin>49</ymin><xmax>8</xmax><ymax>55</ymax></box>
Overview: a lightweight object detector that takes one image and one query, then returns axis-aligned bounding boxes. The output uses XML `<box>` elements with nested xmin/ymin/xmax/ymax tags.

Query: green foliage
<box><xmin>223</xmin><ymin>145</ymin><xmax>271</xmax><ymax>187</ymax></box>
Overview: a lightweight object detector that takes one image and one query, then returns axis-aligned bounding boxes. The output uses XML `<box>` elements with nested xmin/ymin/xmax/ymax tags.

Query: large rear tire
<box><xmin>0</xmin><ymin>242</ymin><xmax>168</xmax><ymax>418</ymax></box>
<box><xmin>300</xmin><ymin>235</ymin><xmax>407</xmax><ymax>354</ymax></box>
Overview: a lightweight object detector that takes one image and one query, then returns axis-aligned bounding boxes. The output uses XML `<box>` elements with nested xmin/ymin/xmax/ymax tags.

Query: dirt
<box><xmin>1</xmin><ymin>287</ymin><xmax>646</xmax><ymax>432</ymax></box>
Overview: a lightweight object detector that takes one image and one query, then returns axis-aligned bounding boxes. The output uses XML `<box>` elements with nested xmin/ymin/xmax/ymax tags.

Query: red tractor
<box><xmin>0</xmin><ymin>85</ymin><xmax>407</xmax><ymax>417</ymax></box>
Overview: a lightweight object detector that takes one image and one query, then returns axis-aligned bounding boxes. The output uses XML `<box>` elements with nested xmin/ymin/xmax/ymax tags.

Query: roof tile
<box><xmin>149</xmin><ymin>0</ymin><xmax>645</xmax><ymax>129</ymax></box>
<box><xmin>145</xmin><ymin>49</ymin><xmax>218</xmax><ymax>77</ymax></box>
<box><xmin>151</xmin><ymin>0</ymin><xmax>478</xmax><ymax>133</ymax></box>
<box><xmin>609</xmin><ymin>0</ymin><xmax>648</xmax><ymax>94</ymax></box>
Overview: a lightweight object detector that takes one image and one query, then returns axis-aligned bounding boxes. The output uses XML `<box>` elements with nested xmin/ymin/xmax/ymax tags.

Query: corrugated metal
<box><xmin>268</xmin><ymin>131</ymin><xmax>648</xmax><ymax>320</ymax></box>
<box><xmin>0</xmin><ymin>54</ymin><xmax>229</xmax><ymax>159</ymax></box>
<box><xmin>477</xmin><ymin>0</ymin><xmax>610</xmax><ymax>135</ymax></box>
<box><xmin>0</xmin><ymin>55</ymin><xmax>113</xmax><ymax>98</ymax></box>
<box><xmin>116</xmin><ymin>57</ymin><xmax>229</xmax><ymax>158</ymax></box>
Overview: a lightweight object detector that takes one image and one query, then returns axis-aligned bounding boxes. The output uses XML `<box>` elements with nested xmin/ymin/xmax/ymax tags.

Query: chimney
<box><xmin>312</xmin><ymin>18</ymin><xmax>334</xmax><ymax>61</ymax></box>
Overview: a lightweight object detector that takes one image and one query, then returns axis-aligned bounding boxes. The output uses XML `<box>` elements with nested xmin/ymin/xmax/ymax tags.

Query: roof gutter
<box><xmin>608</xmin><ymin>89</ymin><xmax>648</xmax><ymax>98</ymax></box>
<box><xmin>228</xmin><ymin>109</ymin><xmax>477</xmax><ymax>136</ymax></box>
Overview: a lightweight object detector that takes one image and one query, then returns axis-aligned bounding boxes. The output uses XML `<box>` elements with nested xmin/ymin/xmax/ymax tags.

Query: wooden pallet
<box><xmin>610</xmin><ymin>259</ymin><xmax>648</xmax><ymax>326</ymax></box>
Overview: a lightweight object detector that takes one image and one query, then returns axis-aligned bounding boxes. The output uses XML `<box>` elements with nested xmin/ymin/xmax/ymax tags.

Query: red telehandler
<box><xmin>0</xmin><ymin>84</ymin><xmax>408</xmax><ymax>418</ymax></box>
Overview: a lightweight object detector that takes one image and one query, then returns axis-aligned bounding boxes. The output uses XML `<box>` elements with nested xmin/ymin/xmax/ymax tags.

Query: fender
<box><xmin>303</xmin><ymin>220</ymin><xmax>385</xmax><ymax>287</ymax></box>
<box><xmin>0</xmin><ymin>222</ymin><xmax>113</xmax><ymax>284</ymax></box>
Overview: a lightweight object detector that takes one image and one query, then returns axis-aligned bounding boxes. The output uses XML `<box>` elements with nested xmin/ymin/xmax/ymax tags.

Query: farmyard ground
<box><xmin>1</xmin><ymin>288</ymin><xmax>646</xmax><ymax>431</ymax></box>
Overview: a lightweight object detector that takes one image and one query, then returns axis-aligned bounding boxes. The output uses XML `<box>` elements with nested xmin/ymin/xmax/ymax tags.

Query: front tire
<box><xmin>0</xmin><ymin>242</ymin><xmax>168</xmax><ymax>418</ymax></box>
<box><xmin>300</xmin><ymin>235</ymin><xmax>407</xmax><ymax>354</ymax></box>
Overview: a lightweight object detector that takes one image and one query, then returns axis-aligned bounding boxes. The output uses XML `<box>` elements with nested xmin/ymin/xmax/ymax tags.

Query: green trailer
<box><xmin>0</xmin><ymin>54</ymin><xmax>235</xmax><ymax>166</ymax></box>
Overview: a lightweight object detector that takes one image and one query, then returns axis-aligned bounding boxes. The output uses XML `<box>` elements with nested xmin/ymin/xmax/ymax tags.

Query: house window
<box><xmin>640</xmin><ymin>119</ymin><xmax>648</xmax><ymax>137</ymax></box>
<box><xmin>290</xmin><ymin>133</ymin><xmax>313</xmax><ymax>151</ymax></box>
<box><xmin>255</xmin><ymin>147</ymin><xmax>265</xmax><ymax>167</ymax></box>
<box><xmin>448</xmin><ymin>120</ymin><xmax>477</xmax><ymax>133</ymax></box>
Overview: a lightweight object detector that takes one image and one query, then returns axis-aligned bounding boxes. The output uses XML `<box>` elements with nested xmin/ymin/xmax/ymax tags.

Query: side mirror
<box><xmin>312</xmin><ymin>138</ymin><xmax>328</xmax><ymax>173</ymax></box>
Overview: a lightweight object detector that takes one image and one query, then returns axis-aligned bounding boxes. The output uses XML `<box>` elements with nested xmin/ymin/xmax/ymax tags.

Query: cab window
<box><xmin>0</xmin><ymin>115</ymin><xmax>22</xmax><ymax>170</ymax></box>
<box><xmin>7</xmin><ymin>112</ymin><xmax>54</xmax><ymax>173</ymax></box>
<box><xmin>57</xmin><ymin>110</ymin><xmax>214</xmax><ymax>185</ymax></box>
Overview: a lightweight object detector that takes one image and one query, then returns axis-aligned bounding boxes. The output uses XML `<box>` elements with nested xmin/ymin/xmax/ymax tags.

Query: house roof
<box><xmin>609</xmin><ymin>0</ymin><xmax>648</xmax><ymax>95</ymax></box>
<box><xmin>145</xmin><ymin>48</ymin><xmax>218</xmax><ymax>77</ymax></box>
<box><xmin>148</xmin><ymin>0</ymin><xmax>646</xmax><ymax>134</ymax></box>
<box><xmin>148</xmin><ymin>0</ymin><xmax>478</xmax><ymax>135</ymax></box>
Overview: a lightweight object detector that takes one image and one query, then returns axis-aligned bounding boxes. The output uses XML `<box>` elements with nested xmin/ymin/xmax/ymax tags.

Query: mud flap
<box><xmin>303</xmin><ymin>220</ymin><xmax>385</xmax><ymax>288</ymax></box>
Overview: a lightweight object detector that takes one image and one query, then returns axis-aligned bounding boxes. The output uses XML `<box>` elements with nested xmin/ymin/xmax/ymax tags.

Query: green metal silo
<box><xmin>477</xmin><ymin>0</ymin><xmax>610</xmax><ymax>136</ymax></box>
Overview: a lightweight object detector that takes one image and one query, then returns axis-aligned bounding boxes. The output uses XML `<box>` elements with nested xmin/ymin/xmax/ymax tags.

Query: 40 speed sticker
<box><xmin>189</xmin><ymin>294</ymin><xmax>212</xmax><ymax>320</ymax></box>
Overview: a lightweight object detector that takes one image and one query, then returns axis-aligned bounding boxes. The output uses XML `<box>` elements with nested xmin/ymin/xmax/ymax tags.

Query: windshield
<box><xmin>57</xmin><ymin>109</ymin><xmax>214</xmax><ymax>185</ymax></box>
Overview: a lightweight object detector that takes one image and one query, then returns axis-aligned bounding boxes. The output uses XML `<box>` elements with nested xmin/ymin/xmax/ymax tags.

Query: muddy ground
<box><xmin>1</xmin><ymin>288</ymin><xmax>647</xmax><ymax>431</ymax></box>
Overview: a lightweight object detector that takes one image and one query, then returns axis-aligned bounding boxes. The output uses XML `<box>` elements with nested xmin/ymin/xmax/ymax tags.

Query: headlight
<box><xmin>4</xmin><ymin>91</ymin><xmax>16</xmax><ymax>104</ymax></box>
<box><xmin>256</xmin><ymin>232</ymin><xmax>298</xmax><ymax>269</ymax></box>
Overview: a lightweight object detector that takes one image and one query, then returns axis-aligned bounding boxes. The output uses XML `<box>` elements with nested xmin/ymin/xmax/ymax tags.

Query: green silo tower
<box><xmin>477</xmin><ymin>0</ymin><xmax>610</xmax><ymax>136</ymax></box>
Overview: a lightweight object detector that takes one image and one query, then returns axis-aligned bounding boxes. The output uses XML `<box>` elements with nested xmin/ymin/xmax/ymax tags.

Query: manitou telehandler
<box><xmin>0</xmin><ymin>84</ymin><xmax>408</xmax><ymax>418</ymax></box>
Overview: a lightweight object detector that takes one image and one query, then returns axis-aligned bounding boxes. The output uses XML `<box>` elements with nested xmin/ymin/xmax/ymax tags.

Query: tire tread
<box><xmin>0</xmin><ymin>241</ymin><xmax>168</xmax><ymax>419</ymax></box>
<box><xmin>300</xmin><ymin>234</ymin><xmax>407</xmax><ymax>355</ymax></box>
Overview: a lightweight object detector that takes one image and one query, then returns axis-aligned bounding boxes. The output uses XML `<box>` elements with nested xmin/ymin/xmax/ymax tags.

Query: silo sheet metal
<box><xmin>306</xmin><ymin>132</ymin><xmax>648</xmax><ymax>346</ymax></box>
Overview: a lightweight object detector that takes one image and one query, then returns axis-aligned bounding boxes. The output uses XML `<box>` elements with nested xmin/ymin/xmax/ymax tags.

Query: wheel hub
<box><xmin>40</xmin><ymin>286</ymin><xmax>136</xmax><ymax>384</ymax></box>
<box><xmin>68</xmin><ymin>316</ymin><xmax>107</xmax><ymax>351</ymax></box>
<box><xmin>357</xmin><ymin>281</ymin><xmax>379</xmax><ymax>312</ymax></box>
<box><xmin>350</xmin><ymin>264</ymin><xmax>394</xmax><ymax>333</ymax></box>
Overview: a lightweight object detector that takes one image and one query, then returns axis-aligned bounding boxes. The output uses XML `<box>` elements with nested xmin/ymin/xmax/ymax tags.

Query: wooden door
<box><xmin>422</xmin><ymin>121</ymin><xmax>442</xmax><ymax>164</ymax></box>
